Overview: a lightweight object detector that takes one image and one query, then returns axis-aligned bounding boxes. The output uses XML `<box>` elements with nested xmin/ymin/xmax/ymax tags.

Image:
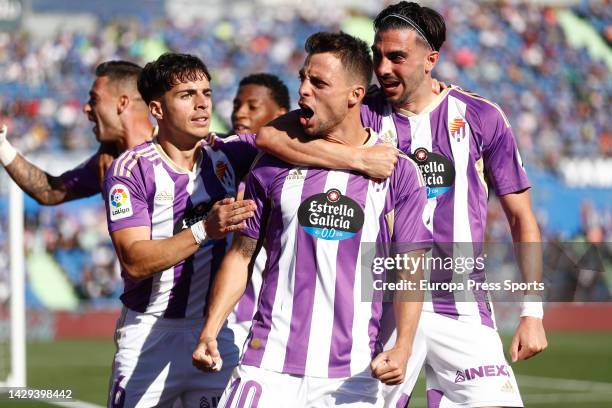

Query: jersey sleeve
<box><xmin>103</xmin><ymin>156</ymin><xmax>151</xmax><ymax>233</ymax></box>
<box><xmin>59</xmin><ymin>154</ymin><xmax>101</xmax><ymax>199</ymax></box>
<box><xmin>240</xmin><ymin>158</ymin><xmax>268</xmax><ymax>241</ymax></box>
<box><xmin>479</xmin><ymin>106</ymin><xmax>530</xmax><ymax>196</ymax></box>
<box><xmin>391</xmin><ymin>156</ymin><xmax>433</xmax><ymax>252</ymax></box>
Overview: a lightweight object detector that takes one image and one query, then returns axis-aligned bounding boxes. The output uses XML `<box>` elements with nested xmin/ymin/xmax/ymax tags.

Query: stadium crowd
<box><xmin>0</xmin><ymin>0</ymin><xmax>610</xmax><ymax>307</ymax></box>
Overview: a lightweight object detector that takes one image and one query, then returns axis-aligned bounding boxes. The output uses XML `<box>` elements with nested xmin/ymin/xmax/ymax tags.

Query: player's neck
<box><xmin>322</xmin><ymin>110</ymin><xmax>369</xmax><ymax>147</ymax></box>
<box><xmin>393</xmin><ymin>81</ymin><xmax>438</xmax><ymax>115</ymax></box>
<box><xmin>117</xmin><ymin>116</ymin><xmax>155</xmax><ymax>151</ymax></box>
<box><xmin>156</xmin><ymin>130</ymin><xmax>202</xmax><ymax>172</ymax></box>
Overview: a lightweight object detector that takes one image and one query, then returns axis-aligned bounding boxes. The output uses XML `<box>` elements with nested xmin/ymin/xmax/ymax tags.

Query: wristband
<box><xmin>190</xmin><ymin>221</ymin><xmax>207</xmax><ymax>245</ymax></box>
<box><xmin>520</xmin><ymin>294</ymin><xmax>544</xmax><ymax>319</ymax></box>
<box><xmin>0</xmin><ymin>138</ymin><xmax>17</xmax><ymax>167</ymax></box>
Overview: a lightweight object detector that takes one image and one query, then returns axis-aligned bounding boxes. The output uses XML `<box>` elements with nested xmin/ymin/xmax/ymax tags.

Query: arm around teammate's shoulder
<box><xmin>256</xmin><ymin>112</ymin><xmax>398</xmax><ymax>178</ymax></box>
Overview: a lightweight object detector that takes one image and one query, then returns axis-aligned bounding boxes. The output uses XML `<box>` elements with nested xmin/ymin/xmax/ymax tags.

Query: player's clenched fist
<box><xmin>357</xmin><ymin>143</ymin><xmax>400</xmax><ymax>180</ymax></box>
<box><xmin>370</xmin><ymin>346</ymin><xmax>411</xmax><ymax>385</ymax></box>
<box><xmin>192</xmin><ymin>337</ymin><xmax>223</xmax><ymax>373</ymax></box>
<box><xmin>205</xmin><ymin>197</ymin><xmax>256</xmax><ymax>239</ymax></box>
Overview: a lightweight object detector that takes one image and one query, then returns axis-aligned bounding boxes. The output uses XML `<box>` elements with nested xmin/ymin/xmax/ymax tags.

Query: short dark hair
<box><xmin>374</xmin><ymin>1</ymin><xmax>446</xmax><ymax>52</ymax></box>
<box><xmin>95</xmin><ymin>60</ymin><xmax>142</xmax><ymax>83</ymax></box>
<box><xmin>137</xmin><ymin>53</ymin><xmax>211</xmax><ymax>104</ymax></box>
<box><xmin>304</xmin><ymin>31</ymin><xmax>373</xmax><ymax>88</ymax></box>
<box><xmin>239</xmin><ymin>73</ymin><xmax>290</xmax><ymax>110</ymax></box>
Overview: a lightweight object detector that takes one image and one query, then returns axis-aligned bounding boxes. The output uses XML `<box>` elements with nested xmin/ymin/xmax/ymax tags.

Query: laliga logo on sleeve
<box><xmin>109</xmin><ymin>184</ymin><xmax>133</xmax><ymax>221</ymax></box>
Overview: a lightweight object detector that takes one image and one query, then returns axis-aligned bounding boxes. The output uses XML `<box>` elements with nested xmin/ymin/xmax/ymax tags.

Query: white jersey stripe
<box><xmin>447</xmin><ymin>95</ymin><xmax>478</xmax><ymax>320</ymax></box>
<box><xmin>146</xmin><ymin>164</ymin><xmax>178</xmax><ymax>314</ymax></box>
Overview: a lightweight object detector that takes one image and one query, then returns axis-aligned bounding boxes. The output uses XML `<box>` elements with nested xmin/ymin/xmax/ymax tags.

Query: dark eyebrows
<box><xmin>175</xmin><ymin>87</ymin><xmax>212</xmax><ymax>95</ymax></box>
<box><xmin>388</xmin><ymin>50</ymin><xmax>408</xmax><ymax>58</ymax></box>
<box><xmin>372</xmin><ymin>42</ymin><xmax>408</xmax><ymax>58</ymax></box>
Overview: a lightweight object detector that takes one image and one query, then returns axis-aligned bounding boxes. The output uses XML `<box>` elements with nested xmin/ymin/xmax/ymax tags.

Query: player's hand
<box><xmin>192</xmin><ymin>337</ymin><xmax>223</xmax><ymax>372</ymax></box>
<box><xmin>510</xmin><ymin>316</ymin><xmax>547</xmax><ymax>362</ymax></box>
<box><xmin>205</xmin><ymin>197</ymin><xmax>256</xmax><ymax>239</ymax></box>
<box><xmin>355</xmin><ymin>144</ymin><xmax>400</xmax><ymax>179</ymax></box>
<box><xmin>370</xmin><ymin>346</ymin><xmax>410</xmax><ymax>385</ymax></box>
<box><xmin>432</xmin><ymin>78</ymin><xmax>448</xmax><ymax>94</ymax></box>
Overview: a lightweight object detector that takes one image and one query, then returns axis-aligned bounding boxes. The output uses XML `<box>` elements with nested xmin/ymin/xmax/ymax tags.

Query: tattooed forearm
<box><xmin>234</xmin><ymin>234</ymin><xmax>258</xmax><ymax>259</ymax></box>
<box><xmin>5</xmin><ymin>154</ymin><xmax>69</xmax><ymax>205</ymax></box>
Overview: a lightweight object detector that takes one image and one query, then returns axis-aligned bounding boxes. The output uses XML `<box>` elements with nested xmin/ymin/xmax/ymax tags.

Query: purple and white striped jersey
<box><xmin>60</xmin><ymin>153</ymin><xmax>101</xmax><ymax>199</ymax></box>
<box><xmin>361</xmin><ymin>86</ymin><xmax>530</xmax><ymax>327</ymax></box>
<box><xmin>240</xmin><ymin>131</ymin><xmax>432</xmax><ymax>379</ymax></box>
<box><xmin>103</xmin><ymin>133</ymin><xmax>257</xmax><ymax>319</ymax></box>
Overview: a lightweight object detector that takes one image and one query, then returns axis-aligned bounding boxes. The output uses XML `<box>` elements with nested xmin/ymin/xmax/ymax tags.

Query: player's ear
<box><xmin>117</xmin><ymin>95</ymin><xmax>129</xmax><ymax>115</ymax></box>
<box><xmin>424</xmin><ymin>50</ymin><xmax>439</xmax><ymax>75</ymax></box>
<box><xmin>149</xmin><ymin>100</ymin><xmax>163</xmax><ymax>120</ymax></box>
<box><xmin>348</xmin><ymin>84</ymin><xmax>365</xmax><ymax>108</ymax></box>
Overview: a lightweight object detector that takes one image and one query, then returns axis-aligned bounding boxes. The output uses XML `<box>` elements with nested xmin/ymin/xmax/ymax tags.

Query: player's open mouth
<box><xmin>298</xmin><ymin>103</ymin><xmax>314</xmax><ymax>126</ymax></box>
<box><xmin>380</xmin><ymin>80</ymin><xmax>401</xmax><ymax>92</ymax></box>
<box><xmin>191</xmin><ymin>116</ymin><xmax>209</xmax><ymax>126</ymax></box>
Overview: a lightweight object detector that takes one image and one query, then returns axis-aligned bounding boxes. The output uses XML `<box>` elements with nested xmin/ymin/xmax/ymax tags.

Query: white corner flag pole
<box><xmin>9</xmin><ymin>180</ymin><xmax>26</xmax><ymax>387</ymax></box>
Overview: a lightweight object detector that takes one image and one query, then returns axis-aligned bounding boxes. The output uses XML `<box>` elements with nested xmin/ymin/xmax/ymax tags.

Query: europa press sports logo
<box><xmin>297</xmin><ymin>188</ymin><xmax>364</xmax><ymax>241</ymax></box>
<box><xmin>108</xmin><ymin>184</ymin><xmax>133</xmax><ymax>221</ymax></box>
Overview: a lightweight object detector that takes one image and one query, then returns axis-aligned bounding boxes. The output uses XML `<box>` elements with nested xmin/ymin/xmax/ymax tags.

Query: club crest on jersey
<box><xmin>298</xmin><ymin>188</ymin><xmax>364</xmax><ymax>241</ymax></box>
<box><xmin>109</xmin><ymin>184</ymin><xmax>133</xmax><ymax>221</ymax></box>
<box><xmin>215</xmin><ymin>160</ymin><xmax>233</xmax><ymax>186</ymax></box>
<box><xmin>410</xmin><ymin>148</ymin><xmax>455</xmax><ymax>198</ymax></box>
<box><xmin>449</xmin><ymin>117</ymin><xmax>467</xmax><ymax>142</ymax></box>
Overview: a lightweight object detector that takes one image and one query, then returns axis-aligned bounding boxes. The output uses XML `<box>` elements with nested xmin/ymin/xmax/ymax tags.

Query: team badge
<box><xmin>109</xmin><ymin>184</ymin><xmax>133</xmax><ymax>221</ymax></box>
<box><xmin>215</xmin><ymin>161</ymin><xmax>229</xmax><ymax>182</ymax></box>
<box><xmin>449</xmin><ymin>117</ymin><xmax>467</xmax><ymax>142</ymax></box>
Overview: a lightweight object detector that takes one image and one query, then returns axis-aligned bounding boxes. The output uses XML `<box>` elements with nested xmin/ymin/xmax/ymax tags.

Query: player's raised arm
<box><xmin>256</xmin><ymin>111</ymin><xmax>399</xmax><ymax>179</ymax></box>
<box><xmin>192</xmin><ymin>232</ymin><xmax>257</xmax><ymax>372</ymax></box>
<box><xmin>0</xmin><ymin>125</ymin><xmax>81</xmax><ymax>205</ymax></box>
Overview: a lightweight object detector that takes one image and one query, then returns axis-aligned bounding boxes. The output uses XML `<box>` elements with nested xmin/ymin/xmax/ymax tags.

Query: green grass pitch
<box><xmin>3</xmin><ymin>333</ymin><xmax>611</xmax><ymax>407</ymax></box>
